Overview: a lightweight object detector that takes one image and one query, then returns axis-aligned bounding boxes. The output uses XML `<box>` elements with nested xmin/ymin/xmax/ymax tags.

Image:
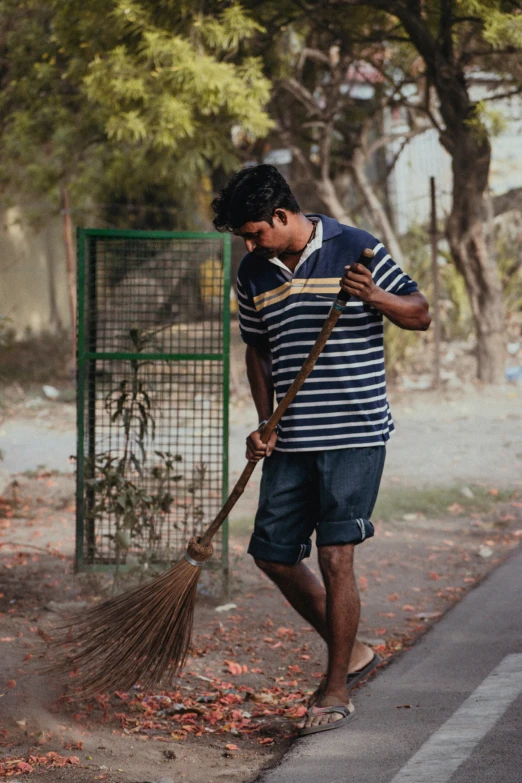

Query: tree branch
<box><xmin>367</xmin><ymin>125</ymin><xmax>428</xmax><ymax>158</ymax></box>
<box><xmin>280</xmin><ymin>77</ymin><xmax>322</xmax><ymax>117</ymax></box>
<box><xmin>477</xmin><ymin>86</ymin><xmax>522</xmax><ymax>102</ymax></box>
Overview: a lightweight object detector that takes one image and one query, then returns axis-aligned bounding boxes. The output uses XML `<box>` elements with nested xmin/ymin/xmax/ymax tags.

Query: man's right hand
<box><xmin>246</xmin><ymin>427</ymin><xmax>278</xmax><ymax>462</ymax></box>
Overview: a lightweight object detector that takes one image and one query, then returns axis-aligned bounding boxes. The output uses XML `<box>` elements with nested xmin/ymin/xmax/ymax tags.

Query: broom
<box><xmin>54</xmin><ymin>248</ymin><xmax>375</xmax><ymax>695</ymax></box>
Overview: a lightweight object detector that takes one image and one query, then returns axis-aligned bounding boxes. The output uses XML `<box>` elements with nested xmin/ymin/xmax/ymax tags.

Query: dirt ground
<box><xmin>0</xmin><ymin>378</ymin><xmax>522</xmax><ymax>782</ymax></box>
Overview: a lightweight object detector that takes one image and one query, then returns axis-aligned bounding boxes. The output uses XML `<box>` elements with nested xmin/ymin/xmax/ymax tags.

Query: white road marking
<box><xmin>390</xmin><ymin>654</ymin><xmax>522</xmax><ymax>783</ymax></box>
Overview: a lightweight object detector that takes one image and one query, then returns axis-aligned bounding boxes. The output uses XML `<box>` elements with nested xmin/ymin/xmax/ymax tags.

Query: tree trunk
<box><xmin>350</xmin><ymin>146</ymin><xmax>405</xmax><ymax>267</ymax></box>
<box><xmin>61</xmin><ymin>186</ymin><xmax>77</xmax><ymax>369</ymax></box>
<box><xmin>316</xmin><ymin>174</ymin><xmax>354</xmax><ymax>225</ymax></box>
<box><xmin>377</xmin><ymin>0</ymin><xmax>507</xmax><ymax>383</ymax></box>
<box><xmin>446</xmin><ymin>131</ymin><xmax>505</xmax><ymax>383</ymax></box>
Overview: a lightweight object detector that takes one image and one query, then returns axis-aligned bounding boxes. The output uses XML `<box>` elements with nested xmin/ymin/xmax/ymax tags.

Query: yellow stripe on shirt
<box><xmin>253</xmin><ymin>278</ymin><xmax>342</xmax><ymax>311</ymax></box>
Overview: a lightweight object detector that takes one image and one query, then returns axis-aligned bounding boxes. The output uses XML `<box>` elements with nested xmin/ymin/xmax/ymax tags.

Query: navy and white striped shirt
<box><xmin>237</xmin><ymin>214</ymin><xmax>418</xmax><ymax>452</ymax></box>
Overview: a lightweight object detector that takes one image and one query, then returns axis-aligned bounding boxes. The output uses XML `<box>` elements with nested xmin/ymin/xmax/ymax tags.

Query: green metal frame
<box><xmin>75</xmin><ymin>228</ymin><xmax>231</xmax><ymax>580</ymax></box>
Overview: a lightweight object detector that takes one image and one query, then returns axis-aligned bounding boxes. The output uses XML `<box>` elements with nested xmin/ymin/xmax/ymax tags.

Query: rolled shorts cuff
<box><xmin>316</xmin><ymin>518</ymin><xmax>375</xmax><ymax>547</ymax></box>
<box><xmin>247</xmin><ymin>533</ymin><xmax>312</xmax><ymax>565</ymax></box>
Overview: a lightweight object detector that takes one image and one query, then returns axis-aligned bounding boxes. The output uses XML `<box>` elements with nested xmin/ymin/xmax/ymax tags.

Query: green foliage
<box><xmin>497</xmin><ymin>233</ymin><xmax>522</xmax><ymax>313</ymax></box>
<box><xmin>465</xmin><ymin>101</ymin><xmax>508</xmax><ymax>143</ymax></box>
<box><xmin>87</xmin><ymin>450</ymin><xmax>179</xmax><ymax>554</ymax></box>
<box><xmin>462</xmin><ymin>0</ymin><xmax>522</xmax><ymax>48</ymax></box>
<box><xmin>0</xmin><ymin>0</ymin><xmax>272</xmax><ymax>224</ymax></box>
<box><xmin>87</xmin><ymin>327</ymin><xmax>207</xmax><ymax>567</ymax></box>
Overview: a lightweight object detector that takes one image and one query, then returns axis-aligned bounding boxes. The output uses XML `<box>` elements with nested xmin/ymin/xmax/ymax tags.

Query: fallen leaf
<box><xmin>288</xmin><ymin>705</ymin><xmax>307</xmax><ymax>718</ymax></box>
<box><xmin>225</xmin><ymin>743</ymin><xmax>239</xmax><ymax>751</ymax></box>
<box><xmin>17</xmin><ymin>761</ymin><xmax>33</xmax><ymax>772</ymax></box>
<box><xmin>250</xmin><ymin>692</ymin><xmax>277</xmax><ymax>705</ymax></box>
<box><xmin>387</xmin><ymin>593</ymin><xmax>399</xmax><ymax>602</ymax></box>
<box><xmin>225</xmin><ymin>660</ymin><xmax>242</xmax><ymax>676</ymax></box>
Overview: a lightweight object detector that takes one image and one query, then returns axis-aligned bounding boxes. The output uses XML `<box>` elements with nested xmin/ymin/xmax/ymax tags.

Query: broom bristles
<box><xmin>48</xmin><ymin>539</ymin><xmax>213</xmax><ymax>696</ymax></box>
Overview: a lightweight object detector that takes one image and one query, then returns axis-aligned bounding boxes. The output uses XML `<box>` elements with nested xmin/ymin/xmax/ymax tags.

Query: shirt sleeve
<box><xmin>370</xmin><ymin>242</ymin><xmax>419</xmax><ymax>296</ymax></box>
<box><xmin>237</xmin><ymin>274</ymin><xmax>270</xmax><ymax>350</ymax></box>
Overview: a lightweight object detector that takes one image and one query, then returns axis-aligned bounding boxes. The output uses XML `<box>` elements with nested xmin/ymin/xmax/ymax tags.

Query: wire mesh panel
<box><xmin>76</xmin><ymin>229</ymin><xmax>230</xmax><ymax>574</ymax></box>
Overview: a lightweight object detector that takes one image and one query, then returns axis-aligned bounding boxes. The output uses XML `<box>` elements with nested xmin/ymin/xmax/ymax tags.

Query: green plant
<box><xmin>86</xmin><ymin>327</ymin><xmax>207</xmax><ymax>569</ymax></box>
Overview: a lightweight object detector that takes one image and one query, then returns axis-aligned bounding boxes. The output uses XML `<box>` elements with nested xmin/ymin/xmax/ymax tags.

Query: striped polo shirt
<box><xmin>237</xmin><ymin>214</ymin><xmax>418</xmax><ymax>452</ymax></box>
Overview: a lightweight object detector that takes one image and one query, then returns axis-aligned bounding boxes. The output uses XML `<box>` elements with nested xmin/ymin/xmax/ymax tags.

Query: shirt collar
<box><xmin>268</xmin><ymin>217</ymin><xmax>324</xmax><ymax>276</ymax></box>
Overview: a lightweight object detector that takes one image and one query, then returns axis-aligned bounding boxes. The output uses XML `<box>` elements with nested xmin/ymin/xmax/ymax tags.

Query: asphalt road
<box><xmin>257</xmin><ymin>547</ymin><xmax>522</xmax><ymax>783</ymax></box>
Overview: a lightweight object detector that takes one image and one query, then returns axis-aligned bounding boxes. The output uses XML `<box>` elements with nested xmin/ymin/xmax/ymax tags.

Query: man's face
<box><xmin>233</xmin><ymin>211</ymin><xmax>292</xmax><ymax>259</ymax></box>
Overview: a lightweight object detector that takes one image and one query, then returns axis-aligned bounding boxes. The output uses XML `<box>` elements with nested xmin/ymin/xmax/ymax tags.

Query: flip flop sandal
<box><xmin>298</xmin><ymin>702</ymin><xmax>356</xmax><ymax>736</ymax></box>
<box><xmin>345</xmin><ymin>652</ymin><xmax>382</xmax><ymax>690</ymax></box>
<box><xmin>308</xmin><ymin>653</ymin><xmax>382</xmax><ymax>706</ymax></box>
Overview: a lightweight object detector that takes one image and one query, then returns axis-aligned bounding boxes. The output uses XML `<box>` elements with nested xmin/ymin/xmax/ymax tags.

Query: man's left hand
<box><xmin>340</xmin><ymin>263</ymin><xmax>377</xmax><ymax>302</ymax></box>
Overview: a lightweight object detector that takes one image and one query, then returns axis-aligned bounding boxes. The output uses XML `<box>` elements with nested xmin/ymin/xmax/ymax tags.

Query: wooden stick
<box><xmin>200</xmin><ymin>247</ymin><xmax>375</xmax><ymax>546</ymax></box>
<box><xmin>430</xmin><ymin>177</ymin><xmax>441</xmax><ymax>390</ymax></box>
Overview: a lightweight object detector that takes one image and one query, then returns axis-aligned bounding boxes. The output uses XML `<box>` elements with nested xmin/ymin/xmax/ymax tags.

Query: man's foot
<box><xmin>308</xmin><ymin>647</ymin><xmax>380</xmax><ymax>706</ymax></box>
<box><xmin>298</xmin><ymin>692</ymin><xmax>356</xmax><ymax>736</ymax></box>
<box><xmin>345</xmin><ymin>651</ymin><xmax>382</xmax><ymax>689</ymax></box>
<box><xmin>349</xmin><ymin>643</ymin><xmax>376</xmax><ymax>675</ymax></box>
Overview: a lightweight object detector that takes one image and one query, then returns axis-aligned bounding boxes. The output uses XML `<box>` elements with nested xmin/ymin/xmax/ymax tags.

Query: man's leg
<box><xmin>309</xmin><ymin>543</ymin><xmax>359</xmax><ymax>726</ymax></box>
<box><xmin>255</xmin><ymin>555</ymin><xmax>373</xmax><ymax>673</ymax></box>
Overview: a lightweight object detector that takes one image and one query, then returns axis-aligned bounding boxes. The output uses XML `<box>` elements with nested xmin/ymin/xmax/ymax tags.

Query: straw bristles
<box><xmin>50</xmin><ymin>540</ymin><xmax>213</xmax><ymax>696</ymax></box>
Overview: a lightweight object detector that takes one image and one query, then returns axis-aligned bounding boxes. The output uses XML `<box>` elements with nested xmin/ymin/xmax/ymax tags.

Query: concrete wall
<box><xmin>0</xmin><ymin>205</ymin><xmax>72</xmax><ymax>338</ymax></box>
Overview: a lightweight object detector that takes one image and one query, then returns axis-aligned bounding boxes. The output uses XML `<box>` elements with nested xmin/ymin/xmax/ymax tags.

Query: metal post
<box><xmin>430</xmin><ymin>177</ymin><xmax>441</xmax><ymax>390</ymax></box>
<box><xmin>221</xmin><ymin>233</ymin><xmax>231</xmax><ymax>599</ymax></box>
<box><xmin>86</xmin><ymin>236</ymin><xmax>97</xmax><ymax>562</ymax></box>
<box><xmin>75</xmin><ymin>229</ymin><xmax>86</xmax><ymax>572</ymax></box>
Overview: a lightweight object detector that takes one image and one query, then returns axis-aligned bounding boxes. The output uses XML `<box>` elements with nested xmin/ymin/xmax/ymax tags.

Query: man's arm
<box><xmin>245</xmin><ymin>345</ymin><xmax>278</xmax><ymax>462</ymax></box>
<box><xmin>341</xmin><ymin>263</ymin><xmax>431</xmax><ymax>331</ymax></box>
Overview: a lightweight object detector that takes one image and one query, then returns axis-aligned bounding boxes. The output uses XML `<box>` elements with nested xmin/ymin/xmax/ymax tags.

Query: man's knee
<box><xmin>254</xmin><ymin>557</ymin><xmax>294</xmax><ymax>578</ymax></box>
<box><xmin>318</xmin><ymin>544</ymin><xmax>355</xmax><ymax>576</ymax></box>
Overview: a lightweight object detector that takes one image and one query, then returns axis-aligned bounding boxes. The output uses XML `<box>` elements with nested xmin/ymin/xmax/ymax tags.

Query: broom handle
<box><xmin>199</xmin><ymin>248</ymin><xmax>375</xmax><ymax>547</ymax></box>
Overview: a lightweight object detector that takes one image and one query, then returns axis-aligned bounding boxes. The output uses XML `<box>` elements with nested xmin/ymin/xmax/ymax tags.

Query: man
<box><xmin>211</xmin><ymin>164</ymin><xmax>430</xmax><ymax>735</ymax></box>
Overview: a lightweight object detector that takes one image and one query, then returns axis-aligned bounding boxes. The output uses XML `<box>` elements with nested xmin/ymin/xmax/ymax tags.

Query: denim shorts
<box><xmin>247</xmin><ymin>446</ymin><xmax>385</xmax><ymax>565</ymax></box>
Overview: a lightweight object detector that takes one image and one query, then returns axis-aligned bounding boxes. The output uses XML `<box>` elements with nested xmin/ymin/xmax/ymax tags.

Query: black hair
<box><xmin>211</xmin><ymin>164</ymin><xmax>300</xmax><ymax>232</ymax></box>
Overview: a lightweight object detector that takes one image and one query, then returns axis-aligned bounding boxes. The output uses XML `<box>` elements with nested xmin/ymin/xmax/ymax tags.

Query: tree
<box><xmin>242</xmin><ymin>3</ymin><xmax>428</xmax><ymax>265</ymax></box>
<box><xmin>0</xmin><ymin>0</ymin><xmax>272</xmax><ymax>226</ymax></box>
<box><xmin>312</xmin><ymin>0</ymin><xmax>522</xmax><ymax>382</ymax></box>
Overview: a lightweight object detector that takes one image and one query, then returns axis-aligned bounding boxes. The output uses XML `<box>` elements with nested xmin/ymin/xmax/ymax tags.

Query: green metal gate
<box><xmin>76</xmin><ymin>229</ymin><xmax>230</xmax><ymax>579</ymax></box>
